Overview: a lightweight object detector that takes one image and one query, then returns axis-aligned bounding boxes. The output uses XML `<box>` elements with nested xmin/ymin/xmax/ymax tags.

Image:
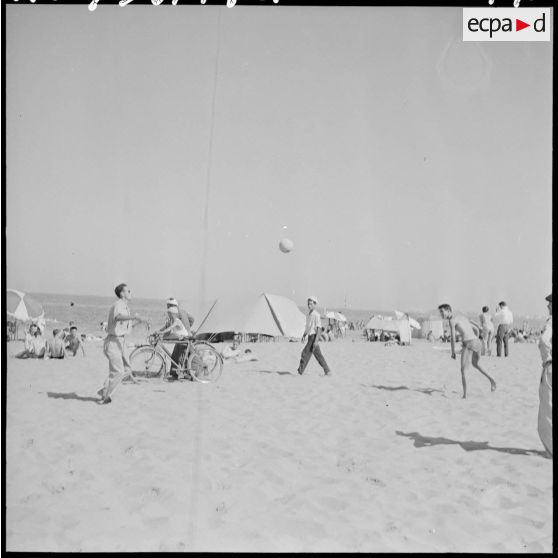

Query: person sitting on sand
<box><xmin>46</xmin><ymin>329</ymin><xmax>66</xmax><ymax>359</ymax></box>
<box><xmin>222</xmin><ymin>337</ymin><xmax>242</xmax><ymax>359</ymax></box>
<box><xmin>233</xmin><ymin>348</ymin><xmax>259</xmax><ymax>363</ymax></box>
<box><xmin>438</xmin><ymin>304</ymin><xmax>497</xmax><ymax>399</ymax></box>
<box><xmin>65</xmin><ymin>326</ymin><xmax>86</xmax><ymax>357</ymax></box>
<box><xmin>6</xmin><ymin>320</ymin><xmax>16</xmax><ymax>342</ymax></box>
<box><xmin>15</xmin><ymin>323</ymin><xmax>46</xmax><ymax>359</ymax></box>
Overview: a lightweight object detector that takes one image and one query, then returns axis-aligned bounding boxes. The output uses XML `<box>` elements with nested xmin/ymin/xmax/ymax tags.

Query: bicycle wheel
<box><xmin>187</xmin><ymin>342</ymin><xmax>223</xmax><ymax>383</ymax></box>
<box><xmin>129</xmin><ymin>346</ymin><xmax>166</xmax><ymax>378</ymax></box>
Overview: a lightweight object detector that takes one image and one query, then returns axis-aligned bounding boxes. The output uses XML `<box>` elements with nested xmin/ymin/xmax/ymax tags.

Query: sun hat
<box><xmin>307</xmin><ymin>296</ymin><xmax>319</xmax><ymax>305</ymax></box>
<box><xmin>166</xmin><ymin>297</ymin><xmax>179</xmax><ymax>307</ymax></box>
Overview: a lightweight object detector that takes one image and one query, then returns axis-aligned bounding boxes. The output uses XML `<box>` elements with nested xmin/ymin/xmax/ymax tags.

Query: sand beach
<box><xmin>4</xmin><ymin>335</ymin><xmax>552</xmax><ymax>552</ymax></box>
<box><xmin>5</xmin><ymin>3</ymin><xmax>553</xmax><ymax>554</ymax></box>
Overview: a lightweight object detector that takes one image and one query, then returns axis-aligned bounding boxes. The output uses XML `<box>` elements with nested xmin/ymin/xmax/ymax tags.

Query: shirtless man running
<box><xmin>438</xmin><ymin>304</ymin><xmax>497</xmax><ymax>399</ymax></box>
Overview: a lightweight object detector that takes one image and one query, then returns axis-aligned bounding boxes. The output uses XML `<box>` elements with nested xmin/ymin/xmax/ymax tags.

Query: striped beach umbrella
<box><xmin>6</xmin><ymin>289</ymin><xmax>44</xmax><ymax>322</ymax></box>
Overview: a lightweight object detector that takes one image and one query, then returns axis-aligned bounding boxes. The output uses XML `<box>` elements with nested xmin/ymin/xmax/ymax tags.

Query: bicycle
<box><xmin>129</xmin><ymin>332</ymin><xmax>223</xmax><ymax>384</ymax></box>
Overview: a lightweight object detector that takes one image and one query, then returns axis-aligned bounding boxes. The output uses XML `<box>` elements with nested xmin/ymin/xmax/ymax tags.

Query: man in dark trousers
<box><xmin>494</xmin><ymin>301</ymin><xmax>514</xmax><ymax>357</ymax></box>
<box><xmin>298</xmin><ymin>296</ymin><xmax>331</xmax><ymax>376</ymax></box>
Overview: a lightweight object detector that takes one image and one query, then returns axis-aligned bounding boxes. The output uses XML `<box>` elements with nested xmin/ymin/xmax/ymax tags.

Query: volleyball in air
<box><xmin>279</xmin><ymin>238</ymin><xmax>294</xmax><ymax>253</ymax></box>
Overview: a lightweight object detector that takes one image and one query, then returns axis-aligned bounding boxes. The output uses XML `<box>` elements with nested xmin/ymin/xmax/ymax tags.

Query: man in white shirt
<box><xmin>97</xmin><ymin>283</ymin><xmax>149</xmax><ymax>404</ymax></box>
<box><xmin>297</xmin><ymin>296</ymin><xmax>331</xmax><ymax>376</ymax></box>
<box><xmin>494</xmin><ymin>301</ymin><xmax>513</xmax><ymax>357</ymax></box>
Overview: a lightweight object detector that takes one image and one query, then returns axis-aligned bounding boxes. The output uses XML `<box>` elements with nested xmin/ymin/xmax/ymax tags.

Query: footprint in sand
<box><xmin>365</xmin><ymin>477</ymin><xmax>386</xmax><ymax>487</ymax></box>
<box><xmin>214</xmin><ymin>501</ymin><xmax>229</xmax><ymax>515</ymax></box>
<box><xmin>526</xmin><ymin>484</ymin><xmax>544</xmax><ymax>498</ymax></box>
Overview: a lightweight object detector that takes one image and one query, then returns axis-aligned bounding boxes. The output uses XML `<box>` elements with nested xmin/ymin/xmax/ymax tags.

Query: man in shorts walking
<box><xmin>298</xmin><ymin>296</ymin><xmax>331</xmax><ymax>376</ymax></box>
<box><xmin>438</xmin><ymin>304</ymin><xmax>496</xmax><ymax>399</ymax></box>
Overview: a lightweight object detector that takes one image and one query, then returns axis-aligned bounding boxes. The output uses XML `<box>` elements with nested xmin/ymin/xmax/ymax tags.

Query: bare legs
<box><xmin>482</xmin><ymin>329</ymin><xmax>493</xmax><ymax>356</ymax></box>
<box><xmin>14</xmin><ymin>348</ymin><xmax>45</xmax><ymax>359</ymax></box>
<box><xmin>486</xmin><ymin>330</ymin><xmax>493</xmax><ymax>356</ymax></box>
<box><xmin>460</xmin><ymin>347</ymin><xmax>497</xmax><ymax>399</ymax></box>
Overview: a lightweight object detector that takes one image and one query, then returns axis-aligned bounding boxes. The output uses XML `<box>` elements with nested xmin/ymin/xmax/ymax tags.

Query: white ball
<box><xmin>279</xmin><ymin>238</ymin><xmax>294</xmax><ymax>253</ymax></box>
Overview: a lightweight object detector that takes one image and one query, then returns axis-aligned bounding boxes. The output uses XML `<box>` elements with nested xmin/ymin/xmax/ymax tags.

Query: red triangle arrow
<box><xmin>516</xmin><ymin>19</ymin><xmax>530</xmax><ymax>31</ymax></box>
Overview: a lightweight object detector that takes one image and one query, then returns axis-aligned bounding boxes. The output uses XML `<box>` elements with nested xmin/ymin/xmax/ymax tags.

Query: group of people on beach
<box><xmin>14</xmin><ymin>322</ymin><xmax>86</xmax><ymax>360</ymax></box>
<box><xmin>437</xmin><ymin>296</ymin><xmax>552</xmax><ymax>456</ymax></box>
<box><xmin>476</xmin><ymin>301</ymin><xmax>515</xmax><ymax>358</ymax></box>
<box><xmin>83</xmin><ymin>282</ymin><xmax>553</xmax><ymax>456</ymax></box>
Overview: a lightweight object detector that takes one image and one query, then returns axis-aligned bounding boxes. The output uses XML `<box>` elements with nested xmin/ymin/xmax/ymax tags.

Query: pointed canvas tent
<box><xmin>265</xmin><ymin>294</ymin><xmax>306</xmax><ymax>338</ymax></box>
<box><xmin>196</xmin><ymin>293</ymin><xmax>306</xmax><ymax>339</ymax></box>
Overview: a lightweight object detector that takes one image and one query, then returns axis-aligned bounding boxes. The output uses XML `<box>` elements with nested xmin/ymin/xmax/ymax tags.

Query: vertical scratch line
<box><xmin>199</xmin><ymin>6</ymin><xmax>223</xmax><ymax>314</ymax></box>
<box><xmin>189</xmin><ymin>6</ymin><xmax>222</xmax><ymax>552</ymax></box>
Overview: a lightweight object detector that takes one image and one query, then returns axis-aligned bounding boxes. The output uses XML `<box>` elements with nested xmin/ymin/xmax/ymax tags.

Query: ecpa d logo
<box><xmin>463</xmin><ymin>8</ymin><xmax>550</xmax><ymax>41</ymax></box>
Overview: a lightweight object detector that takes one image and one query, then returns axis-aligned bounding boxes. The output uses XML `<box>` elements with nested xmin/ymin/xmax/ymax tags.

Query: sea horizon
<box><xmin>21</xmin><ymin>291</ymin><xmax>547</xmax><ymax>336</ymax></box>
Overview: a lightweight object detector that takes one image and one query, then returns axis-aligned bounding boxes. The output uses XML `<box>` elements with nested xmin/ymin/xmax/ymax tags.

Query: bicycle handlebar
<box><xmin>149</xmin><ymin>332</ymin><xmax>196</xmax><ymax>345</ymax></box>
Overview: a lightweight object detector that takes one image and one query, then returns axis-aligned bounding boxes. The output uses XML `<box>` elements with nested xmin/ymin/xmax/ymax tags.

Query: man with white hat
<box><xmin>165</xmin><ymin>297</ymin><xmax>195</xmax><ymax>329</ymax></box>
<box><xmin>159</xmin><ymin>297</ymin><xmax>195</xmax><ymax>380</ymax></box>
<box><xmin>297</xmin><ymin>296</ymin><xmax>331</xmax><ymax>376</ymax></box>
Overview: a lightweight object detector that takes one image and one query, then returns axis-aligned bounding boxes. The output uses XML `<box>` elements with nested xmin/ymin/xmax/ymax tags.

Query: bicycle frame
<box><xmin>152</xmin><ymin>338</ymin><xmax>194</xmax><ymax>373</ymax></box>
<box><xmin>132</xmin><ymin>333</ymin><xmax>223</xmax><ymax>383</ymax></box>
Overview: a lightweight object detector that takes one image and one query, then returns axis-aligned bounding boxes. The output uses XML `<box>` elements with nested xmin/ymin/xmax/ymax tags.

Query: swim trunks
<box><xmin>463</xmin><ymin>338</ymin><xmax>483</xmax><ymax>353</ymax></box>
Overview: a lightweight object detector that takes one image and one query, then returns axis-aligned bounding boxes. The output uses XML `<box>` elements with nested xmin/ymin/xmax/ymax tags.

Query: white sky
<box><xmin>5</xmin><ymin>5</ymin><xmax>553</xmax><ymax>317</ymax></box>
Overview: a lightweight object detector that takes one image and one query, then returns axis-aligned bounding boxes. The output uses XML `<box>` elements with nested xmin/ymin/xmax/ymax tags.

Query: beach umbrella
<box><xmin>6</xmin><ymin>289</ymin><xmax>44</xmax><ymax>322</ymax></box>
<box><xmin>325</xmin><ymin>311</ymin><xmax>347</xmax><ymax>322</ymax></box>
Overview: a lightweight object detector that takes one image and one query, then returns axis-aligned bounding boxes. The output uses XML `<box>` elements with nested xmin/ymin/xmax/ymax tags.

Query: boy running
<box><xmin>438</xmin><ymin>304</ymin><xmax>496</xmax><ymax>399</ymax></box>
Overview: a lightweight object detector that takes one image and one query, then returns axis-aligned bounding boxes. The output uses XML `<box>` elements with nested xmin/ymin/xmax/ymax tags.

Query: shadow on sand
<box><xmin>47</xmin><ymin>392</ymin><xmax>100</xmax><ymax>403</ymax></box>
<box><xmin>258</xmin><ymin>370</ymin><xmax>296</xmax><ymax>376</ymax></box>
<box><xmin>368</xmin><ymin>384</ymin><xmax>446</xmax><ymax>397</ymax></box>
<box><xmin>396</xmin><ymin>431</ymin><xmax>548</xmax><ymax>457</ymax></box>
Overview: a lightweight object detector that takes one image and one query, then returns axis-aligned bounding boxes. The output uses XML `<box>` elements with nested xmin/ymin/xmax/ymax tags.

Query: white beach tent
<box><xmin>196</xmin><ymin>293</ymin><xmax>306</xmax><ymax>339</ymax></box>
<box><xmin>365</xmin><ymin>316</ymin><xmax>401</xmax><ymax>333</ymax></box>
<box><xmin>420</xmin><ymin>316</ymin><xmax>445</xmax><ymax>339</ymax></box>
<box><xmin>394</xmin><ymin>310</ymin><xmax>421</xmax><ymax>330</ymax></box>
